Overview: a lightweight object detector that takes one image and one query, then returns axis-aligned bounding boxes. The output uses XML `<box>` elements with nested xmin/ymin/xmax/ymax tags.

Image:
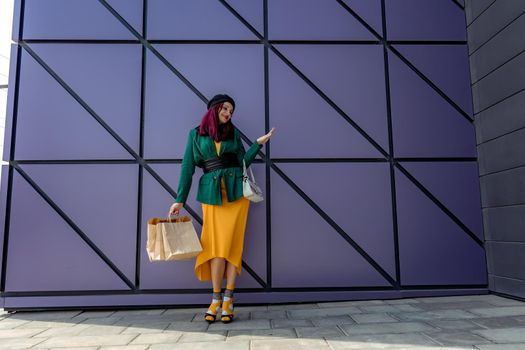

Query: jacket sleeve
<box><xmin>175</xmin><ymin>129</ymin><xmax>196</xmax><ymax>204</ymax></box>
<box><xmin>237</xmin><ymin>130</ymin><xmax>263</xmax><ymax>168</ymax></box>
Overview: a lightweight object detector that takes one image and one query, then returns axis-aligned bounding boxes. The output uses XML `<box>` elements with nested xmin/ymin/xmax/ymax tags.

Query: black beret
<box><xmin>207</xmin><ymin>94</ymin><xmax>235</xmax><ymax>111</ymax></box>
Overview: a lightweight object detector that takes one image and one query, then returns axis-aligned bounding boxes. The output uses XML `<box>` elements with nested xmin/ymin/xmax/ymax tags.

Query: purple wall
<box><xmin>0</xmin><ymin>0</ymin><xmax>486</xmax><ymax>310</ymax></box>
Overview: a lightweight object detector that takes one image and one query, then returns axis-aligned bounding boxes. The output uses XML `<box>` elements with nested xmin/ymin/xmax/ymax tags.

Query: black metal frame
<box><xmin>0</xmin><ymin>0</ymin><xmax>486</xmax><ymax>302</ymax></box>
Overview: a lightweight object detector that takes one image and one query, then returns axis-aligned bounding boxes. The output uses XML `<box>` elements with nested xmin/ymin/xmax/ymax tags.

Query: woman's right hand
<box><xmin>169</xmin><ymin>202</ymin><xmax>184</xmax><ymax>216</ymax></box>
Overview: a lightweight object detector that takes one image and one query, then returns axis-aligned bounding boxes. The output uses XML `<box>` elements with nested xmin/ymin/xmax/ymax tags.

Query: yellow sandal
<box><xmin>220</xmin><ymin>297</ymin><xmax>234</xmax><ymax>323</ymax></box>
<box><xmin>204</xmin><ymin>298</ymin><xmax>222</xmax><ymax>323</ymax></box>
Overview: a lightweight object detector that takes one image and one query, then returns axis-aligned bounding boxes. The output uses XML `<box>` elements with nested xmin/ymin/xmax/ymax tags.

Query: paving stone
<box><xmin>72</xmin><ymin>310</ymin><xmax>116</xmax><ymax>319</ymax></box>
<box><xmin>251</xmin><ymin>338</ymin><xmax>332</xmax><ymax>350</ymax></box>
<box><xmin>271</xmin><ymin>318</ymin><xmax>314</xmax><ymax>328</ymax></box>
<box><xmin>121</xmin><ymin>322</ymin><xmax>171</xmax><ymax>334</ymax></box>
<box><xmin>469</xmin><ymin>306</ymin><xmax>525</xmax><ymax>318</ymax></box>
<box><xmin>33</xmin><ymin>324</ymin><xmax>92</xmax><ymax>337</ymax></box>
<box><xmin>472</xmin><ymin>327</ymin><xmax>525</xmax><ymax>343</ymax></box>
<box><xmin>267</xmin><ymin>303</ymin><xmax>320</xmax><ymax>311</ymax></box>
<box><xmin>384</xmin><ymin>298</ymin><xmax>421</xmax><ymax>305</ymax></box>
<box><xmin>423</xmin><ymin>330</ymin><xmax>493</xmax><ymax>346</ymax></box>
<box><xmin>395</xmin><ymin>309</ymin><xmax>478</xmax><ymax>321</ymax></box>
<box><xmin>177</xmin><ymin>330</ymin><xmax>227</xmax><ymax>342</ymax></box>
<box><xmin>227</xmin><ymin>327</ymin><xmax>297</xmax><ymax>341</ymax></box>
<box><xmin>130</xmin><ymin>332</ymin><xmax>183</xmax><ymax>344</ymax></box>
<box><xmin>471</xmin><ymin>316</ymin><xmax>525</xmax><ymax>329</ymax></box>
<box><xmin>162</xmin><ymin>307</ymin><xmax>208</xmax><ymax>315</ymax></box>
<box><xmin>77</xmin><ymin>324</ymin><xmax>128</xmax><ymax>336</ymax></box>
<box><xmin>116</xmin><ymin>314</ymin><xmax>194</xmax><ymax>324</ymax></box>
<box><xmin>47</xmin><ymin>347</ymin><xmax>98</xmax><ymax>350</ymax></box>
<box><xmin>0</xmin><ymin>337</ymin><xmax>48</xmax><ymax>350</ymax></box>
<box><xmin>99</xmin><ymin>346</ymin><xmax>149</xmax><ymax>350</ymax></box>
<box><xmin>149</xmin><ymin>340</ymin><xmax>250</xmax><ymax>350</ymax></box>
<box><xmin>476</xmin><ymin>344</ymin><xmax>525</xmax><ymax>350</ymax></box>
<box><xmin>309</xmin><ymin>315</ymin><xmax>356</xmax><ymax>327</ymax></box>
<box><xmin>79</xmin><ymin>316</ymin><xmax>126</xmax><ymax>327</ymax></box>
<box><xmin>358</xmin><ymin>305</ymin><xmax>408</xmax><ymax>313</ymax></box>
<box><xmin>34</xmin><ymin>334</ymin><xmax>137</xmax><ymax>348</ymax></box>
<box><xmin>414</xmin><ymin>301</ymin><xmax>497</xmax><ymax>311</ymax></box>
<box><xmin>208</xmin><ymin>319</ymin><xmax>271</xmax><ymax>331</ymax></box>
<box><xmin>233</xmin><ymin>305</ymin><xmax>269</xmax><ymax>312</ymax></box>
<box><xmin>350</xmin><ymin>313</ymin><xmax>400</xmax><ymax>324</ymax></box>
<box><xmin>426</xmin><ymin>319</ymin><xmax>485</xmax><ymax>331</ymax></box>
<box><xmin>0</xmin><ymin>327</ymin><xmax>47</xmax><ymax>338</ymax></box>
<box><xmin>327</xmin><ymin>332</ymin><xmax>440</xmax><ymax>349</ymax></box>
<box><xmin>164</xmin><ymin>321</ymin><xmax>208</xmax><ymax>332</ymax></box>
<box><xmin>339</xmin><ymin>321</ymin><xmax>437</xmax><ymax>335</ymax></box>
<box><xmin>189</xmin><ymin>310</ymin><xmax>251</xmax><ymax>322</ymax></box>
<box><xmin>0</xmin><ymin>319</ymin><xmax>32</xmax><ymax>329</ymax></box>
<box><xmin>485</xmin><ymin>296</ymin><xmax>525</xmax><ymax>307</ymax></box>
<box><xmin>251</xmin><ymin>310</ymin><xmax>287</xmax><ymax>320</ymax></box>
<box><xmin>294</xmin><ymin>325</ymin><xmax>346</xmax><ymax>339</ymax></box>
<box><xmin>388</xmin><ymin>304</ymin><xmax>424</xmax><ymax>312</ymax></box>
<box><xmin>16</xmin><ymin>319</ymin><xmax>83</xmax><ymax>328</ymax></box>
<box><xmin>7</xmin><ymin>311</ymin><xmax>81</xmax><ymax>321</ymax></box>
<box><xmin>287</xmin><ymin>306</ymin><xmax>362</xmax><ymax>319</ymax></box>
<box><xmin>112</xmin><ymin>309</ymin><xmax>166</xmax><ymax>317</ymax></box>
<box><xmin>416</xmin><ymin>295</ymin><xmax>492</xmax><ymax>304</ymax></box>
<box><xmin>317</xmin><ymin>300</ymin><xmax>386</xmax><ymax>308</ymax></box>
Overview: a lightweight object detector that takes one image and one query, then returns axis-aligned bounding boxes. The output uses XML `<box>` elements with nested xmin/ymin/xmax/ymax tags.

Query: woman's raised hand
<box><xmin>169</xmin><ymin>202</ymin><xmax>184</xmax><ymax>216</ymax></box>
<box><xmin>256</xmin><ymin>127</ymin><xmax>276</xmax><ymax>145</ymax></box>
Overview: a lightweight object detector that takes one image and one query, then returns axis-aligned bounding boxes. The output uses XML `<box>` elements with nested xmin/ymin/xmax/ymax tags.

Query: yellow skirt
<box><xmin>194</xmin><ymin>141</ymin><xmax>251</xmax><ymax>281</ymax></box>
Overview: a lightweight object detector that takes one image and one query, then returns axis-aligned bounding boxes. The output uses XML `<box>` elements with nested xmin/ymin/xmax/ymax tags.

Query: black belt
<box><xmin>198</xmin><ymin>152</ymin><xmax>240</xmax><ymax>173</ymax></box>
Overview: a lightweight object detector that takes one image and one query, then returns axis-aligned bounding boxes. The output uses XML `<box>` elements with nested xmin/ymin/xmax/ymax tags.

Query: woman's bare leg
<box><xmin>210</xmin><ymin>257</ymin><xmax>226</xmax><ymax>292</ymax></box>
<box><xmin>225</xmin><ymin>261</ymin><xmax>237</xmax><ymax>288</ymax></box>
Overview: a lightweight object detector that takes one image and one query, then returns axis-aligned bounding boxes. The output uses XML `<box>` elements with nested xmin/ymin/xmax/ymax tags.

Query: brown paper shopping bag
<box><xmin>146</xmin><ymin>214</ymin><xmax>202</xmax><ymax>261</ymax></box>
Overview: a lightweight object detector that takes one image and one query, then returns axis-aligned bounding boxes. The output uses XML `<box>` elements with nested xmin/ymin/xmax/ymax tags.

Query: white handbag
<box><xmin>242</xmin><ymin>159</ymin><xmax>264</xmax><ymax>203</ymax></box>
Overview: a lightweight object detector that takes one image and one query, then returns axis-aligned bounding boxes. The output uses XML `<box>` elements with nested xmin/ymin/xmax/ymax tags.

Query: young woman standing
<box><xmin>169</xmin><ymin>94</ymin><xmax>275</xmax><ymax>323</ymax></box>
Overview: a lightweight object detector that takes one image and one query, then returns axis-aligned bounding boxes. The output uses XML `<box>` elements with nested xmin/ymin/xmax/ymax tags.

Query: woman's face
<box><xmin>218</xmin><ymin>102</ymin><xmax>234</xmax><ymax>124</ymax></box>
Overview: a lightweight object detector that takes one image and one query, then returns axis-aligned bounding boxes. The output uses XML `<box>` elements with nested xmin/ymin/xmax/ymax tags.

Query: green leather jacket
<box><xmin>175</xmin><ymin>126</ymin><xmax>263</xmax><ymax>205</ymax></box>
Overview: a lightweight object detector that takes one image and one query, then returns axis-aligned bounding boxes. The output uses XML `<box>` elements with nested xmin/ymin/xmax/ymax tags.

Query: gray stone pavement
<box><xmin>1</xmin><ymin>294</ymin><xmax>525</xmax><ymax>349</ymax></box>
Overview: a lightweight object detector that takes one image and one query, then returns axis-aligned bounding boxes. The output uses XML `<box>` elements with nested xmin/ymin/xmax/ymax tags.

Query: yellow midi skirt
<box><xmin>194</xmin><ymin>141</ymin><xmax>251</xmax><ymax>281</ymax></box>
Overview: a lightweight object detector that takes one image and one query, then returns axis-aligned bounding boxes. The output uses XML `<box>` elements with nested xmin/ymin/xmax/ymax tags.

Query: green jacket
<box><xmin>175</xmin><ymin>126</ymin><xmax>263</xmax><ymax>205</ymax></box>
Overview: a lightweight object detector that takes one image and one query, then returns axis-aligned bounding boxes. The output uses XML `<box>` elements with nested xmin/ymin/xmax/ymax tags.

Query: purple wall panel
<box><xmin>227</xmin><ymin>0</ymin><xmax>264</xmax><ymax>35</ymax></box>
<box><xmin>269</xmin><ymin>50</ymin><xmax>383</xmax><ymax>158</ymax></box>
<box><xmin>275</xmin><ymin>44</ymin><xmax>389</xmax><ymax>151</ymax></box>
<box><xmin>278</xmin><ymin>163</ymin><xmax>396</xmax><ymax>279</ymax></box>
<box><xmin>20</xmin><ymin>164</ymin><xmax>139</xmax><ymax>282</ymax></box>
<box><xmin>271</xmin><ymin>169</ymin><xmax>390</xmax><ymax>287</ymax></box>
<box><xmin>394</xmin><ymin>45</ymin><xmax>474</xmax><ymax>116</ymax></box>
<box><xmin>401</xmin><ymin>162</ymin><xmax>484</xmax><ymax>241</ymax></box>
<box><xmin>0</xmin><ymin>0</ymin><xmax>487</xmax><ymax>309</ymax></box>
<box><xmin>2</xmin><ymin>45</ymin><xmax>18</xmax><ymax>162</ymax></box>
<box><xmin>342</xmin><ymin>0</ymin><xmax>383</xmax><ymax>36</ymax></box>
<box><xmin>15</xmin><ymin>50</ymin><xmax>133</xmax><ymax>160</ymax></box>
<box><xmin>395</xmin><ymin>168</ymin><xmax>487</xmax><ymax>285</ymax></box>
<box><xmin>268</xmin><ymin>0</ymin><xmax>375</xmax><ymax>40</ymax></box>
<box><xmin>147</xmin><ymin>0</ymin><xmax>257</xmax><ymax>40</ymax></box>
<box><xmin>30</xmin><ymin>43</ymin><xmax>143</xmax><ymax>154</ymax></box>
<box><xmin>22</xmin><ymin>0</ymin><xmax>139</xmax><ymax>40</ymax></box>
<box><xmin>5</xmin><ymin>172</ymin><xmax>130</xmax><ymax>291</ymax></box>
<box><xmin>389</xmin><ymin>52</ymin><xmax>477</xmax><ymax>158</ymax></box>
<box><xmin>386</xmin><ymin>0</ymin><xmax>466</xmax><ymax>40</ymax></box>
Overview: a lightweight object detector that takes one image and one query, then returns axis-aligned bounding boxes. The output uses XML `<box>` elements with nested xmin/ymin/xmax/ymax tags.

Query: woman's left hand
<box><xmin>256</xmin><ymin>127</ymin><xmax>276</xmax><ymax>145</ymax></box>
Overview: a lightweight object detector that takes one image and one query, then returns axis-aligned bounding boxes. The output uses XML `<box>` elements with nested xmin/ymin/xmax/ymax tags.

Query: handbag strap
<box><xmin>242</xmin><ymin>159</ymin><xmax>256</xmax><ymax>182</ymax></box>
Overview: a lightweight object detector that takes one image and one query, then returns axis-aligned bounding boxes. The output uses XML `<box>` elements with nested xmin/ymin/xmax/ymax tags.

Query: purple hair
<box><xmin>197</xmin><ymin>102</ymin><xmax>235</xmax><ymax>141</ymax></box>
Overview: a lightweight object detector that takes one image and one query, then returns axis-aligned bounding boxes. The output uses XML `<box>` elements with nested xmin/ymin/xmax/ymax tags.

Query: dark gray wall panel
<box><xmin>470</xmin><ymin>13</ymin><xmax>525</xmax><ymax>83</ymax></box>
<box><xmin>480</xmin><ymin>166</ymin><xmax>525</xmax><ymax>208</ymax></box>
<box><xmin>466</xmin><ymin>0</ymin><xmax>495</xmax><ymax>25</ymax></box>
<box><xmin>483</xmin><ymin>205</ymin><xmax>525</xmax><ymax>242</ymax></box>
<box><xmin>485</xmin><ymin>242</ymin><xmax>525</xmax><ymax>280</ymax></box>
<box><xmin>467</xmin><ymin>1</ymin><xmax>525</xmax><ymax>54</ymax></box>
<box><xmin>478</xmin><ymin>127</ymin><xmax>525</xmax><ymax>176</ymax></box>
<box><xmin>472</xmin><ymin>50</ymin><xmax>525</xmax><ymax>113</ymax></box>
<box><xmin>474</xmin><ymin>89</ymin><xmax>525</xmax><ymax>144</ymax></box>
<box><xmin>491</xmin><ymin>275</ymin><xmax>525</xmax><ymax>299</ymax></box>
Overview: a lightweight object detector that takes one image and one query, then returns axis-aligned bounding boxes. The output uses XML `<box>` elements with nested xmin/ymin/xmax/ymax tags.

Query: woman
<box><xmin>169</xmin><ymin>94</ymin><xmax>276</xmax><ymax>323</ymax></box>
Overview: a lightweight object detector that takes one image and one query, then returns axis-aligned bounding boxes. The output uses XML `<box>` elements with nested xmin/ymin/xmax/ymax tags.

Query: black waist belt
<box><xmin>199</xmin><ymin>152</ymin><xmax>240</xmax><ymax>173</ymax></box>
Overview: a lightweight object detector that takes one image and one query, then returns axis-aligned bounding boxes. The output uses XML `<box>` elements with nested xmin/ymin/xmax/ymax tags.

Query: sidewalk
<box><xmin>0</xmin><ymin>294</ymin><xmax>524</xmax><ymax>349</ymax></box>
